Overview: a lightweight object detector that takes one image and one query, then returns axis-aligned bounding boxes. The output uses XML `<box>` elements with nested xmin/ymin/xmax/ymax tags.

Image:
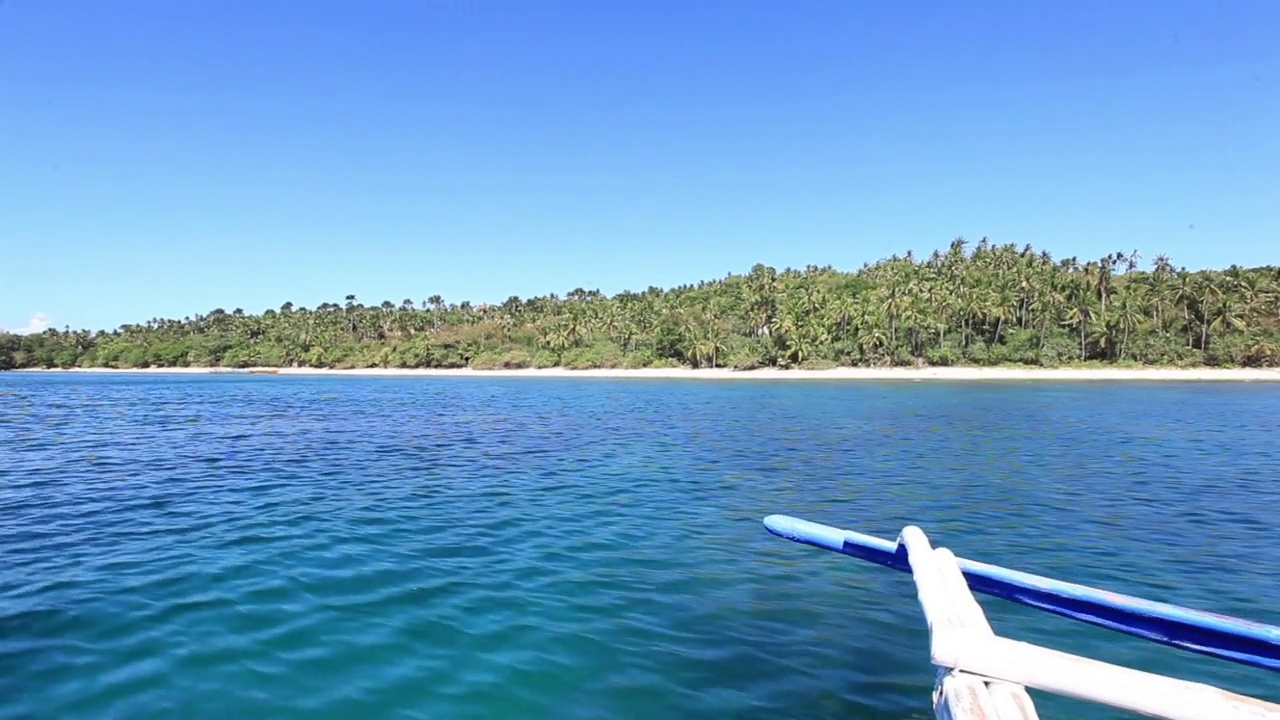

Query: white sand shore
<box><xmin>12</xmin><ymin>366</ymin><xmax>1280</xmax><ymax>381</ymax></box>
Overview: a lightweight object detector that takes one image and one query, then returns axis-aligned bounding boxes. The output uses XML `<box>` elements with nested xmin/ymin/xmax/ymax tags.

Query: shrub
<box><xmin>924</xmin><ymin>346</ymin><xmax>961</xmax><ymax>367</ymax></box>
<box><xmin>531</xmin><ymin>350</ymin><xmax>560</xmax><ymax>369</ymax></box>
<box><xmin>470</xmin><ymin>350</ymin><xmax>534</xmax><ymax>370</ymax></box>
<box><xmin>561</xmin><ymin>342</ymin><xmax>626</xmax><ymax>369</ymax></box>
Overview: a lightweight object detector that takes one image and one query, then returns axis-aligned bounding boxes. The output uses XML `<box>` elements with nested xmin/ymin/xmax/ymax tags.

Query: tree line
<box><xmin>3</xmin><ymin>239</ymin><xmax>1278</xmax><ymax>371</ymax></box>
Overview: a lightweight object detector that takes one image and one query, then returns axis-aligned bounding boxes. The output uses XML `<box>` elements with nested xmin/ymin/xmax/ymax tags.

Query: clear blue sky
<box><xmin>1</xmin><ymin>0</ymin><xmax>1276</xmax><ymax>332</ymax></box>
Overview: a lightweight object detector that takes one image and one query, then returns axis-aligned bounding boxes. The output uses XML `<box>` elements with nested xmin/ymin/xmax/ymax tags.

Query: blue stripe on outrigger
<box><xmin>763</xmin><ymin>514</ymin><xmax>1280</xmax><ymax>673</ymax></box>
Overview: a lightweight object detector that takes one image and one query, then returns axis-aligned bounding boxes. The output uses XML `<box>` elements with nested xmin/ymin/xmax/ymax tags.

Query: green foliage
<box><xmin>924</xmin><ymin>346</ymin><xmax>962</xmax><ymax>367</ymax></box>
<box><xmin>3</xmin><ymin>240</ymin><xmax>1279</xmax><ymax>371</ymax></box>
<box><xmin>470</xmin><ymin>350</ymin><xmax>534</xmax><ymax>370</ymax></box>
<box><xmin>798</xmin><ymin>358</ymin><xmax>840</xmax><ymax>370</ymax></box>
<box><xmin>561</xmin><ymin>342</ymin><xmax>627</xmax><ymax>370</ymax></box>
<box><xmin>0</xmin><ymin>334</ymin><xmax>17</xmax><ymax>370</ymax></box>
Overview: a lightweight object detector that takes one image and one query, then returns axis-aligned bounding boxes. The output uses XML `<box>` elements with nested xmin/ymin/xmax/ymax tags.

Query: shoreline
<box><xmin>8</xmin><ymin>366</ymin><xmax>1280</xmax><ymax>381</ymax></box>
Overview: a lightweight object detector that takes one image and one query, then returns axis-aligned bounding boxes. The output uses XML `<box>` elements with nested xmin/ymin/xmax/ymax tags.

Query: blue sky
<box><xmin>1</xmin><ymin>0</ymin><xmax>1276</xmax><ymax>332</ymax></box>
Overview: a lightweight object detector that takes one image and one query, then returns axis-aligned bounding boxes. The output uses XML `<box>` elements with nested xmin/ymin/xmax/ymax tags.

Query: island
<box><xmin>3</xmin><ymin>240</ymin><xmax>1277</xmax><ymax>375</ymax></box>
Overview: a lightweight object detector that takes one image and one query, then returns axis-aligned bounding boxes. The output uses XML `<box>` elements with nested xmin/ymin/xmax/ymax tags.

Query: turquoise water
<box><xmin>2</xmin><ymin>375</ymin><xmax>1278</xmax><ymax>719</ymax></box>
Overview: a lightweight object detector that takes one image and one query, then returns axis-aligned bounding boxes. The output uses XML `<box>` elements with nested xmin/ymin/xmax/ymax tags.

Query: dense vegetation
<box><xmin>3</xmin><ymin>239</ymin><xmax>1278</xmax><ymax>371</ymax></box>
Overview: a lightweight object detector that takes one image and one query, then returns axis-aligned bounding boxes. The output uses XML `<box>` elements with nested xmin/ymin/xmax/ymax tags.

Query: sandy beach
<box><xmin>12</xmin><ymin>366</ymin><xmax>1280</xmax><ymax>381</ymax></box>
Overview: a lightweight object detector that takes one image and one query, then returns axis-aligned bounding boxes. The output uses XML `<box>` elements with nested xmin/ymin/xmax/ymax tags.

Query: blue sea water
<box><xmin>1</xmin><ymin>373</ymin><xmax>1278</xmax><ymax>720</ymax></box>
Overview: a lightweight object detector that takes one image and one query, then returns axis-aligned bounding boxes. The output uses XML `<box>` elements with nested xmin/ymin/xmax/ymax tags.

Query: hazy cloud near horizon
<box><xmin>4</xmin><ymin>312</ymin><xmax>52</xmax><ymax>335</ymax></box>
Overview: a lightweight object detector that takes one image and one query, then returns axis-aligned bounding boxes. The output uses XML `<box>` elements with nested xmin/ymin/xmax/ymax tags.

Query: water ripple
<box><xmin>1</xmin><ymin>375</ymin><xmax>1278</xmax><ymax>719</ymax></box>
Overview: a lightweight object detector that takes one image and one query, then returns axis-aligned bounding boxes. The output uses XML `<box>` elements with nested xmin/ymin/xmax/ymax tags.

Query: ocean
<box><xmin>2</xmin><ymin>373</ymin><xmax>1278</xmax><ymax>719</ymax></box>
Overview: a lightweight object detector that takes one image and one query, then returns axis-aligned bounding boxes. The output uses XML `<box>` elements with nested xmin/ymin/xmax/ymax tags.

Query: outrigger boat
<box><xmin>763</xmin><ymin>514</ymin><xmax>1280</xmax><ymax>720</ymax></box>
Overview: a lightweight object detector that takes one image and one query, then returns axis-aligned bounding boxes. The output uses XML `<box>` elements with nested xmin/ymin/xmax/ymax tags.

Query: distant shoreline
<box><xmin>9</xmin><ymin>366</ymin><xmax>1280</xmax><ymax>381</ymax></box>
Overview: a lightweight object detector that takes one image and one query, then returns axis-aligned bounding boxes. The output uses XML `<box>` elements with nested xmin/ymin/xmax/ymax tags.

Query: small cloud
<box><xmin>13</xmin><ymin>312</ymin><xmax>52</xmax><ymax>335</ymax></box>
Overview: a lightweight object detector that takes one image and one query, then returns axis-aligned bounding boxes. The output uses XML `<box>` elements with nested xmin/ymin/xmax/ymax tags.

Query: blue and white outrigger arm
<box><xmin>763</xmin><ymin>514</ymin><xmax>1280</xmax><ymax>673</ymax></box>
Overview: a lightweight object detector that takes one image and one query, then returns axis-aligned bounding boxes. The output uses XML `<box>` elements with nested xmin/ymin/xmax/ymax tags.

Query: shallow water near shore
<box><xmin>2</xmin><ymin>374</ymin><xmax>1278</xmax><ymax>719</ymax></box>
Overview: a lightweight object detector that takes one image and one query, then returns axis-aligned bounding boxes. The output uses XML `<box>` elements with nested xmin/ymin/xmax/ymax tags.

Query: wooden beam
<box><xmin>942</xmin><ymin>634</ymin><xmax>1280</xmax><ymax>720</ymax></box>
<box><xmin>898</xmin><ymin>525</ymin><xmax>1280</xmax><ymax>720</ymax></box>
<box><xmin>933</xmin><ymin>672</ymin><xmax>1040</xmax><ymax>720</ymax></box>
